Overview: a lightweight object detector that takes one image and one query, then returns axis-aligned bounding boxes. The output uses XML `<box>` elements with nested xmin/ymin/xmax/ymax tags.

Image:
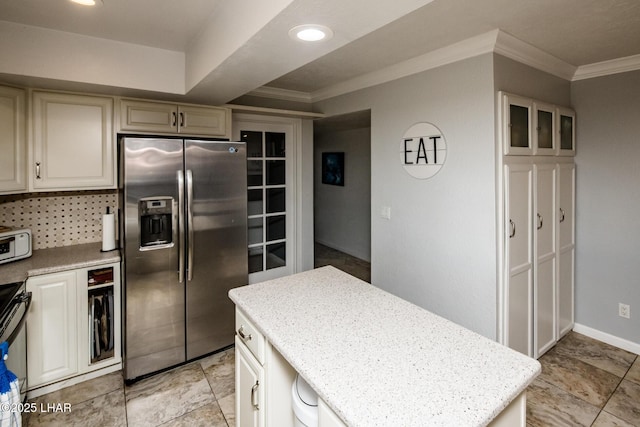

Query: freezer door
<box><xmin>184</xmin><ymin>140</ymin><xmax>248</xmax><ymax>359</ymax></box>
<box><xmin>122</xmin><ymin>137</ymin><xmax>185</xmax><ymax>380</ymax></box>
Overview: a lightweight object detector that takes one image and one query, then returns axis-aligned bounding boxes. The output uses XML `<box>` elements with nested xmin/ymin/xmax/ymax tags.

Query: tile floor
<box><xmin>527</xmin><ymin>332</ymin><xmax>640</xmax><ymax>426</ymax></box>
<box><xmin>25</xmin><ymin>348</ymin><xmax>235</xmax><ymax>427</ymax></box>
<box><xmin>24</xmin><ymin>245</ymin><xmax>640</xmax><ymax>426</ymax></box>
<box><xmin>314</xmin><ymin>242</ymin><xmax>371</xmax><ymax>283</ymax></box>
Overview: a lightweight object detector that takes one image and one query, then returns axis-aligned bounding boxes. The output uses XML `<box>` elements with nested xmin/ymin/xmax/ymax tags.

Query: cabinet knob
<box><xmin>237</xmin><ymin>325</ymin><xmax>252</xmax><ymax>341</ymax></box>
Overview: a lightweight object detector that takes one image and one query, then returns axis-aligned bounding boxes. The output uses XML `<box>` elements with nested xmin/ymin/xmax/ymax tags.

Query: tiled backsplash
<box><xmin>0</xmin><ymin>191</ymin><xmax>118</xmax><ymax>250</ymax></box>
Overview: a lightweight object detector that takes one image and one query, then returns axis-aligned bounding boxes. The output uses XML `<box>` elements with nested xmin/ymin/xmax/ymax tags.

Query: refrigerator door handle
<box><xmin>186</xmin><ymin>169</ymin><xmax>194</xmax><ymax>281</ymax></box>
<box><xmin>177</xmin><ymin>170</ymin><xmax>185</xmax><ymax>283</ymax></box>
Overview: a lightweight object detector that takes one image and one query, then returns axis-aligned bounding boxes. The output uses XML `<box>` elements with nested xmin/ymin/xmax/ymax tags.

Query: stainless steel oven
<box><xmin>0</xmin><ymin>281</ymin><xmax>31</xmax><ymax>402</ymax></box>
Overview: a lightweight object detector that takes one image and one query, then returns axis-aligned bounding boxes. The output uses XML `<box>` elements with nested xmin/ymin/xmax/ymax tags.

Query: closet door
<box><xmin>534</xmin><ymin>162</ymin><xmax>557</xmax><ymax>358</ymax></box>
<box><xmin>557</xmin><ymin>163</ymin><xmax>575</xmax><ymax>337</ymax></box>
<box><xmin>504</xmin><ymin>162</ymin><xmax>533</xmax><ymax>356</ymax></box>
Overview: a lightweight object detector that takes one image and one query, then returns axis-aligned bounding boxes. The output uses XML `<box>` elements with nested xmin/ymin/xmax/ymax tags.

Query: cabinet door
<box><xmin>236</xmin><ymin>337</ymin><xmax>264</xmax><ymax>427</ymax></box>
<box><xmin>119</xmin><ymin>99</ymin><xmax>178</xmax><ymax>133</ymax></box>
<box><xmin>534</xmin><ymin>163</ymin><xmax>557</xmax><ymax>358</ymax></box>
<box><xmin>27</xmin><ymin>270</ymin><xmax>78</xmax><ymax>387</ymax></box>
<box><xmin>178</xmin><ymin>105</ymin><xmax>230</xmax><ymax>137</ymax></box>
<box><xmin>557</xmin><ymin>107</ymin><xmax>576</xmax><ymax>156</ymax></box>
<box><xmin>0</xmin><ymin>86</ymin><xmax>27</xmax><ymax>194</ymax></box>
<box><xmin>32</xmin><ymin>92</ymin><xmax>114</xmax><ymax>191</ymax></box>
<box><xmin>533</xmin><ymin>102</ymin><xmax>556</xmax><ymax>156</ymax></box>
<box><xmin>504</xmin><ymin>162</ymin><xmax>533</xmax><ymax>356</ymax></box>
<box><xmin>557</xmin><ymin>163</ymin><xmax>575</xmax><ymax>337</ymax></box>
<box><xmin>503</xmin><ymin>93</ymin><xmax>533</xmax><ymax>156</ymax></box>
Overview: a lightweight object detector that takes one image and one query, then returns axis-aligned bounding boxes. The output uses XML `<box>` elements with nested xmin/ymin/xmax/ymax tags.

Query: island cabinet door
<box><xmin>236</xmin><ymin>337</ymin><xmax>265</xmax><ymax>427</ymax></box>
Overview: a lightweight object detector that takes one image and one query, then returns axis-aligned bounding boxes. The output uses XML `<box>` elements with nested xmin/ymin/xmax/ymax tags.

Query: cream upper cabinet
<box><xmin>0</xmin><ymin>85</ymin><xmax>27</xmax><ymax>194</ymax></box>
<box><xmin>32</xmin><ymin>91</ymin><xmax>114</xmax><ymax>191</ymax></box>
<box><xmin>119</xmin><ymin>99</ymin><xmax>231</xmax><ymax>138</ymax></box>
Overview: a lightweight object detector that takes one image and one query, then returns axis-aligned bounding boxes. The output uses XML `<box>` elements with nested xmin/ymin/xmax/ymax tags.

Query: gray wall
<box><xmin>493</xmin><ymin>55</ymin><xmax>571</xmax><ymax>105</ymax></box>
<box><xmin>314</xmin><ymin>123</ymin><xmax>371</xmax><ymax>261</ymax></box>
<box><xmin>572</xmin><ymin>70</ymin><xmax>640</xmax><ymax>344</ymax></box>
<box><xmin>315</xmin><ymin>54</ymin><xmax>498</xmax><ymax>339</ymax></box>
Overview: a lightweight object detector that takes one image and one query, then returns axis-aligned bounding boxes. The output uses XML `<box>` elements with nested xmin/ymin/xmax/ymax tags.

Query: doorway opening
<box><xmin>313</xmin><ymin>110</ymin><xmax>371</xmax><ymax>282</ymax></box>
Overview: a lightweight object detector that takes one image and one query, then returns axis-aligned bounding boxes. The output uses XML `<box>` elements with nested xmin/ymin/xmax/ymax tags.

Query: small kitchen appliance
<box><xmin>0</xmin><ymin>227</ymin><xmax>32</xmax><ymax>265</ymax></box>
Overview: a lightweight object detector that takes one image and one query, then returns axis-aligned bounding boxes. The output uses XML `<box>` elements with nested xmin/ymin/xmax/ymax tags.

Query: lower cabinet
<box><xmin>235</xmin><ymin>308</ymin><xmax>346</xmax><ymax>427</ymax></box>
<box><xmin>26</xmin><ymin>262</ymin><xmax>121</xmax><ymax>392</ymax></box>
<box><xmin>236</xmin><ymin>336</ymin><xmax>265</xmax><ymax>427</ymax></box>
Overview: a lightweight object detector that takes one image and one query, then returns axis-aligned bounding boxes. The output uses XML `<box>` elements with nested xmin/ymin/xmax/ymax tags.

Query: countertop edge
<box><xmin>1</xmin><ymin>242</ymin><xmax>120</xmax><ymax>284</ymax></box>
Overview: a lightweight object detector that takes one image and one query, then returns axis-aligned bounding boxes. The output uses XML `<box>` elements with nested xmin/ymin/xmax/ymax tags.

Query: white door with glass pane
<box><xmin>234</xmin><ymin>115</ymin><xmax>296</xmax><ymax>283</ymax></box>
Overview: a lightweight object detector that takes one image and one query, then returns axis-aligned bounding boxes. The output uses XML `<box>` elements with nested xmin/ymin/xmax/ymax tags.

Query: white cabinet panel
<box><xmin>557</xmin><ymin>163</ymin><xmax>575</xmax><ymax>337</ymax></box>
<box><xmin>508</xmin><ymin>270</ymin><xmax>532</xmax><ymax>356</ymax></box>
<box><xmin>27</xmin><ymin>271</ymin><xmax>79</xmax><ymax>387</ymax></box>
<box><xmin>236</xmin><ymin>337</ymin><xmax>265</xmax><ymax>427</ymax></box>
<box><xmin>534</xmin><ymin>163</ymin><xmax>557</xmax><ymax>357</ymax></box>
<box><xmin>504</xmin><ymin>162</ymin><xmax>533</xmax><ymax>356</ymax></box>
<box><xmin>32</xmin><ymin>91</ymin><xmax>114</xmax><ymax>191</ymax></box>
<box><xmin>0</xmin><ymin>85</ymin><xmax>27</xmax><ymax>194</ymax></box>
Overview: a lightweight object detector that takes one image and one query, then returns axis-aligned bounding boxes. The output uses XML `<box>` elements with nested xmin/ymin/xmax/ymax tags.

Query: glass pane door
<box><xmin>242</xmin><ymin>130</ymin><xmax>289</xmax><ymax>277</ymax></box>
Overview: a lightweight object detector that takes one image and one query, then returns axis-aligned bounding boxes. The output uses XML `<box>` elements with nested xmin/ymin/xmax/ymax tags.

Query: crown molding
<box><xmin>249</xmin><ymin>29</ymin><xmax>639</xmax><ymax>104</ymax></box>
<box><xmin>572</xmin><ymin>53</ymin><xmax>640</xmax><ymax>81</ymax></box>
<box><xmin>493</xmin><ymin>30</ymin><xmax>576</xmax><ymax>81</ymax></box>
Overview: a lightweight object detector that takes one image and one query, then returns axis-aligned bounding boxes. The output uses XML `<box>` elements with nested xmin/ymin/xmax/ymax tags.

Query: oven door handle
<box><xmin>6</xmin><ymin>291</ymin><xmax>32</xmax><ymax>346</ymax></box>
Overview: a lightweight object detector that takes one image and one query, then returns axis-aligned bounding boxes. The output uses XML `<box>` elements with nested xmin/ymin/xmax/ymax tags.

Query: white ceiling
<box><xmin>1</xmin><ymin>0</ymin><xmax>639</xmax><ymax>105</ymax></box>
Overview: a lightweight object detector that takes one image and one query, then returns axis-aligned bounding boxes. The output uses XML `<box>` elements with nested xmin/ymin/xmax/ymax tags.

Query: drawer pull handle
<box><xmin>509</xmin><ymin>219</ymin><xmax>516</xmax><ymax>238</ymax></box>
<box><xmin>559</xmin><ymin>208</ymin><xmax>565</xmax><ymax>223</ymax></box>
<box><xmin>251</xmin><ymin>381</ymin><xmax>260</xmax><ymax>410</ymax></box>
<box><xmin>537</xmin><ymin>213</ymin><xmax>543</xmax><ymax>230</ymax></box>
<box><xmin>35</xmin><ymin>162</ymin><xmax>41</xmax><ymax>179</ymax></box>
<box><xmin>238</xmin><ymin>325</ymin><xmax>252</xmax><ymax>341</ymax></box>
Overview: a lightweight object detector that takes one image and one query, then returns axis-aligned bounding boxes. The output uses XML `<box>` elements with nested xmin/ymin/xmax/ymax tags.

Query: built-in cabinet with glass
<box><xmin>500</xmin><ymin>91</ymin><xmax>575</xmax><ymax>359</ymax></box>
<box><xmin>502</xmin><ymin>92</ymin><xmax>575</xmax><ymax>157</ymax></box>
<box><xmin>26</xmin><ymin>262</ymin><xmax>121</xmax><ymax>395</ymax></box>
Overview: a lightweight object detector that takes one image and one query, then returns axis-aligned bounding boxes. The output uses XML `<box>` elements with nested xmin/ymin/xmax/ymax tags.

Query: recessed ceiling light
<box><xmin>70</xmin><ymin>0</ymin><xmax>102</xmax><ymax>6</ymax></box>
<box><xmin>289</xmin><ymin>24</ymin><xmax>333</xmax><ymax>42</ymax></box>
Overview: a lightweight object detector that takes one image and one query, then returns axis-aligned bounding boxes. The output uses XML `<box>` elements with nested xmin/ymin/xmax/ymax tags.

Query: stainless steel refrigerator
<box><xmin>119</xmin><ymin>137</ymin><xmax>247</xmax><ymax>381</ymax></box>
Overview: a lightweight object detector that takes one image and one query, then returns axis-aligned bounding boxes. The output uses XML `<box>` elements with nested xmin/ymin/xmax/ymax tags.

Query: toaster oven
<box><xmin>0</xmin><ymin>227</ymin><xmax>32</xmax><ymax>265</ymax></box>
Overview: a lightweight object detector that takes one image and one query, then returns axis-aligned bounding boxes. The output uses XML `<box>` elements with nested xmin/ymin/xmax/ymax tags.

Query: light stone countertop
<box><xmin>229</xmin><ymin>266</ymin><xmax>541</xmax><ymax>427</ymax></box>
<box><xmin>0</xmin><ymin>242</ymin><xmax>120</xmax><ymax>284</ymax></box>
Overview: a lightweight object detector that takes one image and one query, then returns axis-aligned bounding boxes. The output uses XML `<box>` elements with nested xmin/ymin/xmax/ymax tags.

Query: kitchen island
<box><xmin>229</xmin><ymin>266</ymin><xmax>540</xmax><ymax>427</ymax></box>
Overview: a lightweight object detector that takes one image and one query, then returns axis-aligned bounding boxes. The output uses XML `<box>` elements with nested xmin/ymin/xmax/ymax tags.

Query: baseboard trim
<box><xmin>573</xmin><ymin>323</ymin><xmax>640</xmax><ymax>355</ymax></box>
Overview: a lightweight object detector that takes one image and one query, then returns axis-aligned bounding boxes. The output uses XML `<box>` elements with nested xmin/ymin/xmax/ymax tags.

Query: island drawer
<box><xmin>235</xmin><ymin>309</ymin><xmax>265</xmax><ymax>364</ymax></box>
